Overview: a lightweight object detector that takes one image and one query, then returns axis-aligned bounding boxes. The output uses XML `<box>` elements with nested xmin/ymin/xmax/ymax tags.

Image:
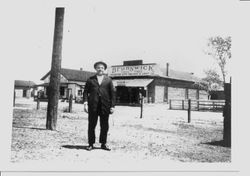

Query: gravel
<box><xmin>11</xmin><ymin>98</ymin><xmax>231</xmax><ymax>164</ymax></box>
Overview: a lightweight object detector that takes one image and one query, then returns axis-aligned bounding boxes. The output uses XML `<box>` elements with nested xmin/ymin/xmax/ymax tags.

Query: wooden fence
<box><xmin>169</xmin><ymin>99</ymin><xmax>225</xmax><ymax>112</ymax></box>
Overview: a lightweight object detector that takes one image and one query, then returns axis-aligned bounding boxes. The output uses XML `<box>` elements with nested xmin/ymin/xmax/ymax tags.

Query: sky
<box><xmin>1</xmin><ymin>0</ymin><xmax>237</xmax><ymax>84</ymax></box>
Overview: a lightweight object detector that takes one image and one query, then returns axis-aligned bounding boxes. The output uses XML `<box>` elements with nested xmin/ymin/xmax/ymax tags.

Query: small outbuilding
<box><xmin>14</xmin><ymin>80</ymin><xmax>36</xmax><ymax>98</ymax></box>
<box><xmin>210</xmin><ymin>90</ymin><xmax>225</xmax><ymax>100</ymax></box>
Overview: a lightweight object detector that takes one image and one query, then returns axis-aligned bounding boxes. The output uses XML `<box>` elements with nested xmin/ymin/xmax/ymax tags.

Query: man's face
<box><xmin>95</xmin><ymin>64</ymin><xmax>105</xmax><ymax>75</ymax></box>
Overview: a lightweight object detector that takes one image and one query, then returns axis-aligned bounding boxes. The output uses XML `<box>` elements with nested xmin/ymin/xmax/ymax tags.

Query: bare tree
<box><xmin>205</xmin><ymin>36</ymin><xmax>231</xmax><ymax>83</ymax></box>
<box><xmin>46</xmin><ymin>8</ymin><xmax>65</xmax><ymax>130</ymax></box>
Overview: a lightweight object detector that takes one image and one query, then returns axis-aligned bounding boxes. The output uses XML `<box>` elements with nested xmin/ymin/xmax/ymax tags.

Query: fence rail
<box><xmin>169</xmin><ymin>99</ymin><xmax>225</xmax><ymax>112</ymax></box>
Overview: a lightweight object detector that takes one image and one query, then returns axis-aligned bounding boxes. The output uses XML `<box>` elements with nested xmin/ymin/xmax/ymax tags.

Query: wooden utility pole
<box><xmin>139</xmin><ymin>93</ymin><xmax>143</xmax><ymax>119</ymax></box>
<box><xmin>36</xmin><ymin>100</ymin><xmax>40</xmax><ymax>110</ymax></box>
<box><xmin>188</xmin><ymin>99</ymin><xmax>191</xmax><ymax>123</ymax></box>
<box><xmin>13</xmin><ymin>90</ymin><xmax>16</xmax><ymax>107</ymax></box>
<box><xmin>68</xmin><ymin>94</ymin><xmax>73</xmax><ymax>113</ymax></box>
<box><xmin>223</xmin><ymin>82</ymin><xmax>231</xmax><ymax>147</ymax></box>
<box><xmin>46</xmin><ymin>7</ymin><xmax>65</xmax><ymax>130</ymax></box>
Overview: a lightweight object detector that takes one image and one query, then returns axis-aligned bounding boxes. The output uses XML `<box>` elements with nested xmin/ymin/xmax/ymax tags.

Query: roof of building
<box><xmin>41</xmin><ymin>68</ymin><xmax>96</xmax><ymax>82</ymax></box>
<box><xmin>14</xmin><ymin>80</ymin><xmax>36</xmax><ymax>87</ymax></box>
<box><xmin>41</xmin><ymin>64</ymin><xmax>202</xmax><ymax>86</ymax></box>
<box><xmin>160</xmin><ymin>67</ymin><xmax>201</xmax><ymax>82</ymax></box>
<box><xmin>35</xmin><ymin>82</ymin><xmax>85</xmax><ymax>88</ymax></box>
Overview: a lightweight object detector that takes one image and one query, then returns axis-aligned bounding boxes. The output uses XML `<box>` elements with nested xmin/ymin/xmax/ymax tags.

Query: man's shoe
<box><xmin>101</xmin><ymin>144</ymin><xmax>111</xmax><ymax>151</ymax></box>
<box><xmin>86</xmin><ymin>145</ymin><xmax>94</xmax><ymax>151</ymax></box>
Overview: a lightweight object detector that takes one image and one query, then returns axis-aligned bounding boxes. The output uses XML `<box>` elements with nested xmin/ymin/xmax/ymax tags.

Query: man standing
<box><xmin>83</xmin><ymin>61</ymin><xmax>115</xmax><ymax>151</ymax></box>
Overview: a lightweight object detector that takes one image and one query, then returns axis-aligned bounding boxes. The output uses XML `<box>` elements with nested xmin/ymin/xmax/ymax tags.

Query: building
<box><xmin>108</xmin><ymin>60</ymin><xmax>208</xmax><ymax>105</ymax></box>
<box><xmin>208</xmin><ymin>83</ymin><xmax>225</xmax><ymax>100</ymax></box>
<box><xmin>14</xmin><ymin>80</ymin><xmax>36</xmax><ymax>98</ymax></box>
<box><xmin>210</xmin><ymin>90</ymin><xmax>225</xmax><ymax>100</ymax></box>
<box><xmin>39</xmin><ymin>68</ymin><xmax>95</xmax><ymax>100</ymax></box>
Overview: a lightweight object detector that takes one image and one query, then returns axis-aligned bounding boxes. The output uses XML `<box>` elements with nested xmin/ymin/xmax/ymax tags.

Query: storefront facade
<box><xmin>108</xmin><ymin>60</ymin><xmax>208</xmax><ymax>105</ymax></box>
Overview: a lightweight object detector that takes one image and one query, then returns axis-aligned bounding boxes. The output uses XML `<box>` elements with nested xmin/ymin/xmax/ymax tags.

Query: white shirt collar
<box><xmin>96</xmin><ymin>75</ymin><xmax>104</xmax><ymax>85</ymax></box>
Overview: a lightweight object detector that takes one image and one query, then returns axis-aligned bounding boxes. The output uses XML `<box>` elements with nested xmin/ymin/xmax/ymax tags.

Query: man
<box><xmin>83</xmin><ymin>61</ymin><xmax>115</xmax><ymax>151</ymax></box>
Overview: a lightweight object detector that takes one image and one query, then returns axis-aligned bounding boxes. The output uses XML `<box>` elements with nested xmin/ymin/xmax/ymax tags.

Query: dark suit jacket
<box><xmin>83</xmin><ymin>75</ymin><xmax>115</xmax><ymax>115</ymax></box>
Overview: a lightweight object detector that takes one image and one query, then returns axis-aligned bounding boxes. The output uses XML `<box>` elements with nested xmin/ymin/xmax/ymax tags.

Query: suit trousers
<box><xmin>88</xmin><ymin>97</ymin><xmax>109</xmax><ymax>145</ymax></box>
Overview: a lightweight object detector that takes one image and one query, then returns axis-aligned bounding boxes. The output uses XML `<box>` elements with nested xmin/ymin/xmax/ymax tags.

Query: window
<box><xmin>78</xmin><ymin>90</ymin><xmax>82</xmax><ymax>96</ymax></box>
<box><xmin>60</xmin><ymin>87</ymin><xmax>65</xmax><ymax>96</ymax></box>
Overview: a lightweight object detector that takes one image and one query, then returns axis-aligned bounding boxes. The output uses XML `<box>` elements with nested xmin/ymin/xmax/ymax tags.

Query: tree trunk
<box><xmin>46</xmin><ymin>8</ymin><xmax>65</xmax><ymax>130</ymax></box>
<box><xmin>219</xmin><ymin>57</ymin><xmax>226</xmax><ymax>84</ymax></box>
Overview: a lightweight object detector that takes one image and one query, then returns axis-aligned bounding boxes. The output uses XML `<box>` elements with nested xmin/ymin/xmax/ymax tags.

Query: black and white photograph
<box><xmin>0</xmin><ymin>0</ymin><xmax>249</xmax><ymax>175</ymax></box>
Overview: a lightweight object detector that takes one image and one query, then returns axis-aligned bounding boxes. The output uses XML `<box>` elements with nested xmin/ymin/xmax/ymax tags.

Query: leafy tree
<box><xmin>201</xmin><ymin>69</ymin><xmax>223</xmax><ymax>92</ymax></box>
<box><xmin>205</xmin><ymin>36</ymin><xmax>231</xmax><ymax>83</ymax></box>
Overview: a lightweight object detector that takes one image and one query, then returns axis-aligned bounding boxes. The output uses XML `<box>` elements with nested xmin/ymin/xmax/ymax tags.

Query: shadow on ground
<box><xmin>122</xmin><ymin>124</ymin><xmax>175</xmax><ymax>134</ymax></box>
<box><xmin>13</xmin><ymin>126</ymin><xmax>47</xmax><ymax>131</ymax></box>
<box><xmin>61</xmin><ymin>145</ymin><xmax>106</xmax><ymax>151</ymax></box>
<box><xmin>61</xmin><ymin>145</ymin><xmax>88</xmax><ymax>150</ymax></box>
<box><xmin>203</xmin><ymin>140</ymin><xmax>231</xmax><ymax>148</ymax></box>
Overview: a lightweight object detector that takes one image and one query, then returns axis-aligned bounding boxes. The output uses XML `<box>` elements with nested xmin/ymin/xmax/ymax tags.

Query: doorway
<box><xmin>116</xmin><ymin>86</ymin><xmax>140</xmax><ymax>105</ymax></box>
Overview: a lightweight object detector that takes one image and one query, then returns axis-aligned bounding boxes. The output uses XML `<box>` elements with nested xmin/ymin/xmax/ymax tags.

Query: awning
<box><xmin>112</xmin><ymin>79</ymin><xmax>153</xmax><ymax>87</ymax></box>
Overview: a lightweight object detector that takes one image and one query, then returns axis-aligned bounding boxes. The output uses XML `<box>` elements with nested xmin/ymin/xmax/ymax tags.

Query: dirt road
<box><xmin>11</xmin><ymin>98</ymin><xmax>230</xmax><ymax>166</ymax></box>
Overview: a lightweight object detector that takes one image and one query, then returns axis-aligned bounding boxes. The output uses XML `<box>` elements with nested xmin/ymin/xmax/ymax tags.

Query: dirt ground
<box><xmin>11</xmin><ymin>98</ymin><xmax>231</xmax><ymax>165</ymax></box>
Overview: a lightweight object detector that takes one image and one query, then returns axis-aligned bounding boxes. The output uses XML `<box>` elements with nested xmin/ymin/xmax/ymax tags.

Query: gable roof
<box><xmin>15</xmin><ymin>80</ymin><xmax>36</xmax><ymax>87</ymax></box>
<box><xmin>41</xmin><ymin>68</ymin><xmax>96</xmax><ymax>82</ymax></box>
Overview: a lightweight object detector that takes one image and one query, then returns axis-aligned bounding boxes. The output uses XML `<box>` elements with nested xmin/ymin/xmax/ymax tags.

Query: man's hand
<box><xmin>84</xmin><ymin>103</ymin><xmax>88</xmax><ymax>113</ymax></box>
<box><xmin>110</xmin><ymin>107</ymin><xmax>115</xmax><ymax>114</ymax></box>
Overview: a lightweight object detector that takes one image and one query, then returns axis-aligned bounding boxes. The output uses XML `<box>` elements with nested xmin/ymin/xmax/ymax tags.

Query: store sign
<box><xmin>112</xmin><ymin>79</ymin><xmax>153</xmax><ymax>87</ymax></box>
<box><xmin>109</xmin><ymin>64</ymin><xmax>160</xmax><ymax>77</ymax></box>
<box><xmin>115</xmin><ymin>80</ymin><xmax>126</xmax><ymax>86</ymax></box>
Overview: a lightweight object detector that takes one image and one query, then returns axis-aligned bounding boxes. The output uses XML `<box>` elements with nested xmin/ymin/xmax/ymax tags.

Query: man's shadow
<box><xmin>61</xmin><ymin>145</ymin><xmax>102</xmax><ymax>151</ymax></box>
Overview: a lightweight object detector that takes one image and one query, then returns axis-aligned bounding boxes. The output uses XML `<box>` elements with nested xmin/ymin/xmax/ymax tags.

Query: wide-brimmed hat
<box><xmin>94</xmin><ymin>61</ymin><xmax>107</xmax><ymax>70</ymax></box>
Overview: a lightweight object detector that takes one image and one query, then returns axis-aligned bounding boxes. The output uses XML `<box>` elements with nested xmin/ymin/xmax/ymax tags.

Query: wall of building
<box><xmin>15</xmin><ymin>89</ymin><xmax>23</xmax><ymax>98</ymax></box>
<box><xmin>147</xmin><ymin>81</ymin><xmax>155</xmax><ymax>103</ymax></box>
<box><xmin>67</xmin><ymin>81</ymin><xmax>85</xmax><ymax>99</ymax></box>
<box><xmin>168</xmin><ymin>87</ymin><xmax>186</xmax><ymax>100</ymax></box>
<box><xmin>67</xmin><ymin>84</ymin><xmax>76</xmax><ymax>98</ymax></box>
<box><xmin>155</xmin><ymin>85</ymin><xmax>165</xmax><ymax>103</ymax></box>
<box><xmin>145</xmin><ymin>78</ymin><xmax>208</xmax><ymax>103</ymax></box>
<box><xmin>68</xmin><ymin>81</ymin><xmax>86</xmax><ymax>87</ymax></box>
<box><xmin>188</xmin><ymin>89</ymin><xmax>198</xmax><ymax>100</ymax></box>
<box><xmin>15</xmin><ymin>88</ymin><xmax>33</xmax><ymax>98</ymax></box>
<box><xmin>199</xmin><ymin>90</ymin><xmax>209</xmax><ymax>100</ymax></box>
<box><xmin>75</xmin><ymin>85</ymin><xmax>83</xmax><ymax>98</ymax></box>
